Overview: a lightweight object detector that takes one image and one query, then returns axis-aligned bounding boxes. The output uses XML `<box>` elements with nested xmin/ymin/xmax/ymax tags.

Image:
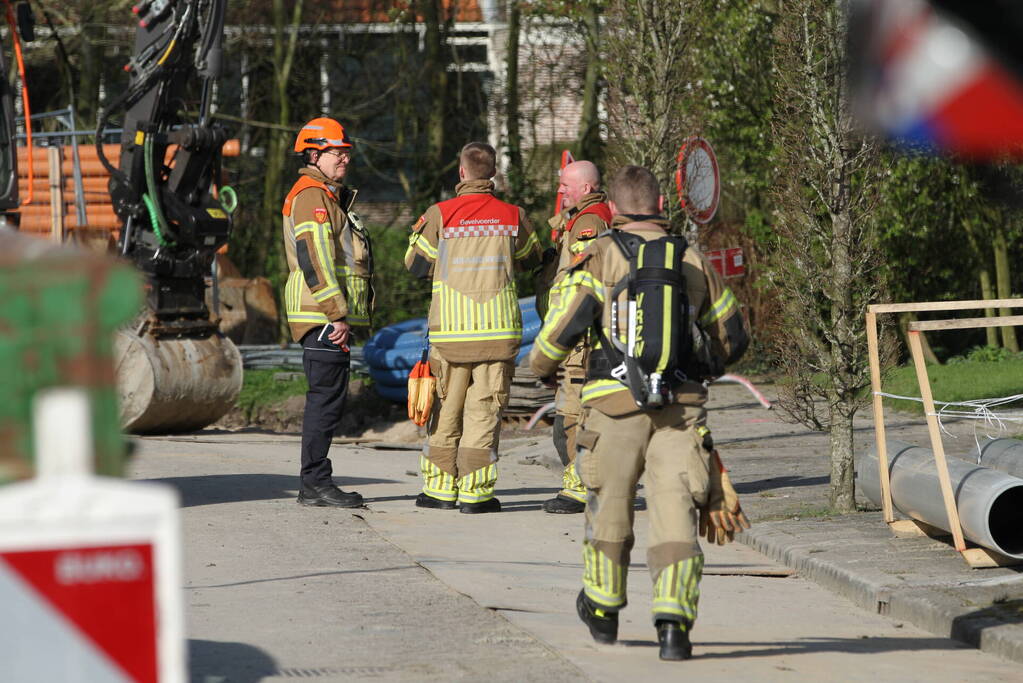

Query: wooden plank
<box><xmin>47</xmin><ymin>147</ymin><xmax>64</xmax><ymax>243</ymax></box>
<box><xmin>869</xmin><ymin>299</ymin><xmax>1023</xmax><ymax>314</ymax></box>
<box><xmin>865</xmin><ymin>311</ymin><xmax>895</xmax><ymax>523</ymax></box>
<box><xmin>908</xmin><ymin>315</ymin><xmax>1023</xmax><ymax>332</ymax></box>
<box><xmin>907</xmin><ymin>330</ymin><xmax>967</xmax><ymax>552</ymax></box>
<box><xmin>961</xmin><ymin>547</ymin><xmax>1023</xmax><ymax>569</ymax></box>
<box><xmin>888</xmin><ymin>519</ymin><xmax>949</xmax><ymax>539</ymax></box>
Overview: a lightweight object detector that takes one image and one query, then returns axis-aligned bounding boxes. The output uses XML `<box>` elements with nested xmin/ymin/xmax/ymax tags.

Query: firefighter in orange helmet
<box><xmin>281</xmin><ymin>117</ymin><xmax>373</xmax><ymax>507</ymax></box>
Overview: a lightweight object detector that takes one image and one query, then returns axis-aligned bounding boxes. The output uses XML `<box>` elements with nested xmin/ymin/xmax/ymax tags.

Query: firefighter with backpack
<box><xmin>528</xmin><ymin>165</ymin><xmax>750</xmax><ymax>661</ymax></box>
<box><xmin>539</xmin><ymin>160</ymin><xmax>612</xmax><ymax>515</ymax></box>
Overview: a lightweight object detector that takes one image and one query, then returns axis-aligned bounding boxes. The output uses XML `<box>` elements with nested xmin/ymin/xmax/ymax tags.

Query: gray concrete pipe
<box><xmin>114</xmin><ymin>330</ymin><xmax>243</xmax><ymax>434</ymax></box>
<box><xmin>857</xmin><ymin>440</ymin><xmax>1023</xmax><ymax>559</ymax></box>
<box><xmin>969</xmin><ymin>438</ymin><xmax>1023</xmax><ymax>480</ymax></box>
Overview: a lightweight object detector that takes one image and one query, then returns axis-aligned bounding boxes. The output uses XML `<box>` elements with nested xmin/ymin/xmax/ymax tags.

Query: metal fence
<box><xmin>238</xmin><ymin>345</ymin><xmax>367</xmax><ymax>375</ymax></box>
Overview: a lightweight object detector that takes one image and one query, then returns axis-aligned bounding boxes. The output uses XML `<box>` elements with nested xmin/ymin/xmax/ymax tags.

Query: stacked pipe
<box><xmin>364</xmin><ymin>298</ymin><xmax>543</xmax><ymax>403</ymax></box>
<box><xmin>13</xmin><ymin>140</ymin><xmax>241</xmax><ymax>238</ymax></box>
<box><xmin>858</xmin><ymin>439</ymin><xmax>1023</xmax><ymax>559</ymax></box>
<box><xmin>16</xmin><ymin>145</ymin><xmax>119</xmax><ymax>235</ymax></box>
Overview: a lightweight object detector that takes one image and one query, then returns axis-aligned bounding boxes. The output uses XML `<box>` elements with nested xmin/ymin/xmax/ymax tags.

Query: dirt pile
<box><xmin>215</xmin><ymin>379</ymin><xmax>408</xmax><ymax>437</ymax></box>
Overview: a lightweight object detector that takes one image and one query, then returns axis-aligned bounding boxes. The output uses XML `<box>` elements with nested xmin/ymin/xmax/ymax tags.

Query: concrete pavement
<box><xmin>130</xmin><ymin>383</ymin><xmax>1023</xmax><ymax>680</ymax></box>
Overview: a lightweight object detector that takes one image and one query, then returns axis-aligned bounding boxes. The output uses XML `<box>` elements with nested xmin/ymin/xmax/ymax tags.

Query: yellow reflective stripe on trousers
<box><xmin>560</xmin><ymin>462</ymin><xmax>586</xmax><ymax>502</ymax></box>
<box><xmin>581</xmin><ymin>379</ymin><xmax>628</xmax><ymax>403</ymax></box>
<box><xmin>514</xmin><ymin>230</ymin><xmax>539</xmax><ymax>260</ymax></box>
<box><xmin>701</xmin><ymin>287</ymin><xmax>737</xmax><ymax>325</ymax></box>
<box><xmin>651</xmin><ymin>555</ymin><xmax>703</xmax><ymax>623</ymax></box>
<box><xmin>582</xmin><ymin>542</ymin><xmax>627</xmax><ymax>608</ymax></box>
<box><xmin>420</xmin><ymin>455</ymin><xmax>457</xmax><ymax>501</ymax></box>
<box><xmin>457</xmin><ymin>463</ymin><xmax>497</xmax><ymax>503</ymax></box>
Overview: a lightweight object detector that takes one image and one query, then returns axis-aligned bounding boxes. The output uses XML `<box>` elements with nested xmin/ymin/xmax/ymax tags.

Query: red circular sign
<box><xmin>675</xmin><ymin>137</ymin><xmax>720</xmax><ymax>224</ymax></box>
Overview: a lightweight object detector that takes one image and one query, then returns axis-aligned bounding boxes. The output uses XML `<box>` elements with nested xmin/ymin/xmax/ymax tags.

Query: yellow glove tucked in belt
<box><xmin>698</xmin><ymin>449</ymin><xmax>751</xmax><ymax>545</ymax></box>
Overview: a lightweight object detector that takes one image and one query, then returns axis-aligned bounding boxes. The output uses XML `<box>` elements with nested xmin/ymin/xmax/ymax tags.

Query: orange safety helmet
<box><xmin>294</xmin><ymin>117</ymin><xmax>353</xmax><ymax>153</ymax></box>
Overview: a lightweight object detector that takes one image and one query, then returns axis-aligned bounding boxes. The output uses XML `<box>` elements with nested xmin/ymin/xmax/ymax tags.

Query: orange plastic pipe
<box><xmin>6</xmin><ymin>0</ymin><xmax>32</xmax><ymax>204</ymax></box>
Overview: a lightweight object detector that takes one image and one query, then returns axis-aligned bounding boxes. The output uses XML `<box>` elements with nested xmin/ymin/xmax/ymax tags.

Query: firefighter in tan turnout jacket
<box><xmin>282</xmin><ymin>117</ymin><xmax>373</xmax><ymax>508</ymax></box>
<box><xmin>528</xmin><ymin>166</ymin><xmax>750</xmax><ymax>660</ymax></box>
<box><xmin>405</xmin><ymin>142</ymin><xmax>542</xmax><ymax>513</ymax></box>
<box><xmin>540</xmin><ymin>161</ymin><xmax>611</xmax><ymax>514</ymax></box>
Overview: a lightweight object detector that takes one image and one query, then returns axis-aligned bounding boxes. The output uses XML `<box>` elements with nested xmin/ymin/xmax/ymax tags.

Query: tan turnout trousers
<box><xmin>576</xmin><ymin>404</ymin><xmax>710</xmax><ymax>627</ymax></box>
<box><xmin>420</xmin><ymin>353</ymin><xmax>513</xmax><ymax>504</ymax></box>
<box><xmin>554</xmin><ymin>345</ymin><xmax>587</xmax><ymax>502</ymax></box>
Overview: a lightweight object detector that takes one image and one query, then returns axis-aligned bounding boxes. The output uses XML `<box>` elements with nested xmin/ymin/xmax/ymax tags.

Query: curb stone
<box><xmin>739</xmin><ymin>518</ymin><xmax>1023</xmax><ymax>664</ymax></box>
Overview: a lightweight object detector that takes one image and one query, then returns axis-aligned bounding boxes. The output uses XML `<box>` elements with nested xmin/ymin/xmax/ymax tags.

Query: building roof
<box><xmin>228</xmin><ymin>0</ymin><xmax>487</xmax><ymax>24</ymax></box>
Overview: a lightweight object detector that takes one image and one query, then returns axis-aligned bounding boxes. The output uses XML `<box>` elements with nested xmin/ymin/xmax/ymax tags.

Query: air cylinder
<box><xmin>114</xmin><ymin>330</ymin><xmax>243</xmax><ymax>434</ymax></box>
<box><xmin>858</xmin><ymin>440</ymin><xmax>1023</xmax><ymax>559</ymax></box>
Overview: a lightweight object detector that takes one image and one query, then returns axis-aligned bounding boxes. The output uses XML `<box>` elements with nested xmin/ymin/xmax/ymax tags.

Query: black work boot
<box><xmin>542</xmin><ymin>494</ymin><xmax>585</xmax><ymax>514</ymax></box>
<box><xmin>297</xmin><ymin>485</ymin><xmax>363</xmax><ymax>508</ymax></box>
<box><xmin>415</xmin><ymin>492</ymin><xmax>457</xmax><ymax>510</ymax></box>
<box><xmin>459</xmin><ymin>497</ymin><xmax>501</xmax><ymax>514</ymax></box>
<box><xmin>576</xmin><ymin>590</ymin><xmax>618</xmax><ymax>644</ymax></box>
<box><xmin>656</xmin><ymin>620</ymin><xmax>692</xmax><ymax>661</ymax></box>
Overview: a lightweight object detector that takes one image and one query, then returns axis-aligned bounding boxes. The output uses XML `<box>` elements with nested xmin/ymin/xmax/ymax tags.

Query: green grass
<box><xmin>236</xmin><ymin>369</ymin><xmax>308</xmax><ymax>417</ymax></box>
<box><xmin>881</xmin><ymin>357</ymin><xmax>1023</xmax><ymax>414</ymax></box>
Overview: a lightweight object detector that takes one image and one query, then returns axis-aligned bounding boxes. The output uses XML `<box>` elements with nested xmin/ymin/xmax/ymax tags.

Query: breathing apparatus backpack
<box><xmin>590</xmin><ymin>230</ymin><xmax>694</xmax><ymax>409</ymax></box>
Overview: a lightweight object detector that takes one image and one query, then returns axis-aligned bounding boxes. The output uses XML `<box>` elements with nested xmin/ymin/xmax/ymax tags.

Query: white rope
<box><xmin>874</xmin><ymin>391</ymin><xmax>1023</xmax><ymax>462</ymax></box>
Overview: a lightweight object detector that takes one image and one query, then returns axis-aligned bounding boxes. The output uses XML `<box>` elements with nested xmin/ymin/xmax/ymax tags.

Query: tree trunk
<box><xmin>993</xmin><ymin>229</ymin><xmax>1019</xmax><ymax>352</ymax></box>
<box><xmin>979</xmin><ymin>267</ymin><xmax>999</xmax><ymax>347</ymax></box>
<box><xmin>576</xmin><ymin>3</ymin><xmax>603</xmax><ymax>164</ymax></box>
<box><xmin>78</xmin><ymin>23</ymin><xmax>102</xmax><ymax>126</ymax></box>
<box><xmin>505</xmin><ymin>1</ymin><xmax>523</xmax><ymax>200</ymax></box>
<box><xmin>828</xmin><ymin>409</ymin><xmax>856</xmax><ymax>511</ymax></box>
<box><xmin>422</xmin><ymin>0</ymin><xmax>447</xmax><ymax>201</ymax></box>
<box><xmin>262</xmin><ymin>0</ymin><xmax>304</xmax><ymax>342</ymax></box>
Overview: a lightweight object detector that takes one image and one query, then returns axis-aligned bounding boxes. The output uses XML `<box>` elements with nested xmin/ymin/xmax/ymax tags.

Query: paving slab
<box><xmin>131</xmin><ymin>412</ymin><xmax>1022</xmax><ymax>681</ymax></box>
<box><xmin>704</xmin><ymin>382</ymin><xmax>1023</xmax><ymax>665</ymax></box>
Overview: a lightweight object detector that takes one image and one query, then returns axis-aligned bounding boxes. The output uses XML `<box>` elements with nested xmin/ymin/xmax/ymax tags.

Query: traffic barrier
<box><xmin>0</xmin><ymin>389</ymin><xmax>185</xmax><ymax>682</ymax></box>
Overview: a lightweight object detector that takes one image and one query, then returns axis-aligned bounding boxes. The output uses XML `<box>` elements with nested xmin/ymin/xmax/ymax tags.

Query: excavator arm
<box><xmin>95</xmin><ymin>0</ymin><xmax>243</xmax><ymax>434</ymax></box>
<box><xmin>100</xmin><ymin>0</ymin><xmax>231</xmax><ymax>332</ymax></box>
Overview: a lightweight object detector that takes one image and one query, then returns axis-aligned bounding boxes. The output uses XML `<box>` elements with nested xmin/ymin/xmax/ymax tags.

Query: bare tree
<box><xmin>601</xmin><ymin>0</ymin><xmax>696</xmax><ymax>205</ymax></box>
<box><xmin>768</xmin><ymin>0</ymin><xmax>886</xmax><ymax>512</ymax></box>
<box><xmin>258</xmin><ymin>0</ymin><xmax>305</xmax><ymax>242</ymax></box>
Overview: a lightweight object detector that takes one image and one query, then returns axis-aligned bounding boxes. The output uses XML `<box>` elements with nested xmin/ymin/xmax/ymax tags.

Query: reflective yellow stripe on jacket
<box><xmin>431</xmin><ymin>281</ymin><xmax>522</xmax><ymax>344</ymax></box>
<box><xmin>701</xmin><ymin>287</ymin><xmax>738</xmax><ymax>325</ymax></box>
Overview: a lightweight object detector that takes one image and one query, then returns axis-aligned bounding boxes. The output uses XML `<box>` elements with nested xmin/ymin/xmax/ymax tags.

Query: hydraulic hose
<box><xmin>218</xmin><ymin>185</ymin><xmax>238</xmax><ymax>214</ymax></box>
<box><xmin>141</xmin><ymin>193</ymin><xmax>172</xmax><ymax>246</ymax></box>
<box><xmin>143</xmin><ymin>133</ymin><xmax>176</xmax><ymax>245</ymax></box>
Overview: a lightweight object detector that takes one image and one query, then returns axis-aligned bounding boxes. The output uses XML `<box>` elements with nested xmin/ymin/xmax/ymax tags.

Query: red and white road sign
<box><xmin>675</xmin><ymin>137</ymin><xmax>721</xmax><ymax>224</ymax></box>
<box><xmin>0</xmin><ymin>389</ymin><xmax>184</xmax><ymax>682</ymax></box>
<box><xmin>1</xmin><ymin>543</ymin><xmax>158</xmax><ymax>682</ymax></box>
<box><xmin>706</xmin><ymin>247</ymin><xmax>745</xmax><ymax>278</ymax></box>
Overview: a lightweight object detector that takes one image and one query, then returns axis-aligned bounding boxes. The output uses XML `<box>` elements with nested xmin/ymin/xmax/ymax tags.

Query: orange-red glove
<box><xmin>698</xmin><ymin>450</ymin><xmax>750</xmax><ymax>545</ymax></box>
<box><xmin>407</xmin><ymin>359</ymin><xmax>435</xmax><ymax>426</ymax></box>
